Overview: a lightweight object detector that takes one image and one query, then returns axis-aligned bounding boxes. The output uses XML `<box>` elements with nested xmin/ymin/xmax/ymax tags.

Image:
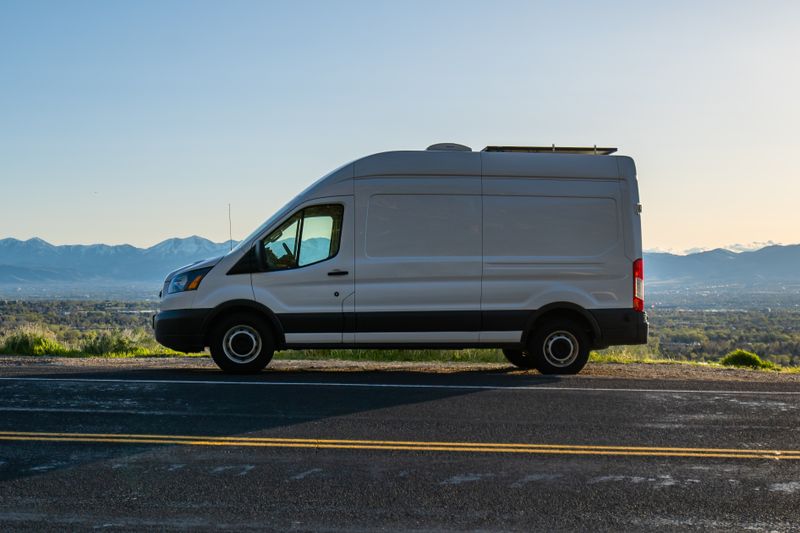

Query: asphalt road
<box><xmin>1</xmin><ymin>361</ymin><xmax>800</xmax><ymax>531</ymax></box>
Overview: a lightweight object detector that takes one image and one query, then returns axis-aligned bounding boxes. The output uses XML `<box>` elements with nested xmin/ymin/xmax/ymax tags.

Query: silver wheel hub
<box><xmin>222</xmin><ymin>325</ymin><xmax>261</xmax><ymax>364</ymax></box>
<box><xmin>542</xmin><ymin>330</ymin><xmax>579</xmax><ymax>368</ymax></box>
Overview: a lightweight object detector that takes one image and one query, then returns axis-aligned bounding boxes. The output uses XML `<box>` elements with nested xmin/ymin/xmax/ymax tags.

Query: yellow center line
<box><xmin>0</xmin><ymin>431</ymin><xmax>797</xmax><ymax>455</ymax></box>
<box><xmin>0</xmin><ymin>431</ymin><xmax>797</xmax><ymax>460</ymax></box>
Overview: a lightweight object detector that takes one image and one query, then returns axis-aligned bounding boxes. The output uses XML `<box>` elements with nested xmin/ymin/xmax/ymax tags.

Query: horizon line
<box><xmin>1</xmin><ymin>235</ymin><xmax>796</xmax><ymax>257</ymax></box>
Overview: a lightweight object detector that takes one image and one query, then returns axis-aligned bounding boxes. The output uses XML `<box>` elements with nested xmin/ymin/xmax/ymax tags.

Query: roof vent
<box><xmin>426</xmin><ymin>143</ymin><xmax>472</xmax><ymax>152</ymax></box>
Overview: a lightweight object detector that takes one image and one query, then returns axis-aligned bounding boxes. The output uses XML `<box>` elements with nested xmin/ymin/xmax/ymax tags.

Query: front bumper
<box><xmin>153</xmin><ymin>309</ymin><xmax>212</xmax><ymax>353</ymax></box>
<box><xmin>589</xmin><ymin>309</ymin><xmax>649</xmax><ymax>349</ymax></box>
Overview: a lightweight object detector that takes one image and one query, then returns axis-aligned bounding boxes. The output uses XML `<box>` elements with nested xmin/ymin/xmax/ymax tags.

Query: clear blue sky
<box><xmin>1</xmin><ymin>0</ymin><xmax>798</xmax><ymax>252</ymax></box>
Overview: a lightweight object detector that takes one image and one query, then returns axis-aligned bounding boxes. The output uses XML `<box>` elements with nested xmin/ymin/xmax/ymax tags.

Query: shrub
<box><xmin>720</xmin><ymin>349</ymin><xmax>777</xmax><ymax>370</ymax></box>
<box><xmin>1</xmin><ymin>325</ymin><xmax>68</xmax><ymax>355</ymax></box>
<box><xmin>81</xmin><ymin>329</ymin><xmax>146</xmax><ymax>355</ymax></box>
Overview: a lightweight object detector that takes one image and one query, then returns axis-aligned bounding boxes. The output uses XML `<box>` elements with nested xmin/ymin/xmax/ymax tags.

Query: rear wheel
<box><xmin>209</xmin><ymin>313</ymin><xmax>274</xmax><ymax>374</ymax></box>
<box><xmin>502</xmin><ymin>348</ymin><xmax>535</xmax><ymax>369</ymax></box>
<box><xmin>527</xmin><ymin>319</ymin><xmax>590</xmax><ymax>375</ymax></box>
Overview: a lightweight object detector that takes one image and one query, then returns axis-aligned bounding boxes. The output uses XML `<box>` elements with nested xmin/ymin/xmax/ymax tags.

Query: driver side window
<box><xmin>261</xmin><ymin>204</ymin><xmax>343</xmax><ymax>271</ymax></box>
<box><xmin>263</xmin><ymin>213</ymin><xmax>301</xmax><ymax>270</ymax></box>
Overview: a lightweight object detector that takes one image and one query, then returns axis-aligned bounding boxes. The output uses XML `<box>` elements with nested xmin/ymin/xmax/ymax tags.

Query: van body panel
<box><xmin>284</xmin><ymin>332</ymin><xmax>342</xmax><ymax>344</ymax></box>
<box><xmin>353</xmin><ymin>171</ymin><xmax>482</xmax><ymax>343</ymax></box>
<box><xmin>481</xmin><ymin>167</ymin><xmax>630</xmax><ymax>316</ymax></box>
<box><xmin>290</xmin><ymin>163</ymin><xmax>355</xmax><ymax>206</ymax></box>
<box><xmin>191</xmin><ymin>253</ymin><xmax>255</xmax><ymax>309</ymax></box>
<box><xmin>355</xmin><ymin>331</ymin><xmax>482</xmax><ymax>344</ymax></box>
<box><xmin>481</xmin><ymin>152</ymin><xmax>619</xmax><ymax>179</ymax></box>
<box><xmin>354</xmin><ymin>150</ymin><xmax>481</xmax><ymax>178</ymax></box>
<box><xmin>154</xmin><ymin>147</ymin><xmax>648</xmax><ymax>357</ymax></box>
<box><xmin>158</xmin><ymin>289</ymin><xmax>197</xmax><ymax>312</ymax></box>
<box><xmin>479</xmin><ymin>330</ymin><xmax>524</xmax><ymax>343</ymax></box>
<box><xmin>616</xmin><ymin>156</ymin><xmax>643</xmax><ymax>262</ymax></box>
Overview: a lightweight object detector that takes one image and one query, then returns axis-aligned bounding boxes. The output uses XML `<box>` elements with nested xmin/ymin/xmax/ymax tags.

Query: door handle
<box><xmin>327</xmin><ymin>270</ymin><xmax>349</xmax><ymax>276</ymax></box>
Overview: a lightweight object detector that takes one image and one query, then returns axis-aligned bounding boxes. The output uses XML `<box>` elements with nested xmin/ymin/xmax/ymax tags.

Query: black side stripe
<box><xmin>277</xmin><ymin>313</ymin><xmax>343</xmax><ymax>334</ymax></box>
<box><xmin>275</xmin><ymin>311</ymin><xmax>530</xmax><ymax>334</ymax></box>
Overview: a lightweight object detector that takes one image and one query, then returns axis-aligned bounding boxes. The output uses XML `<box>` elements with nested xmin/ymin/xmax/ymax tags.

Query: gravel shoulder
<box><xmin>1</xmin><ymin>354</ymin><xmax>799</xmax><ymax>383</ymax></box>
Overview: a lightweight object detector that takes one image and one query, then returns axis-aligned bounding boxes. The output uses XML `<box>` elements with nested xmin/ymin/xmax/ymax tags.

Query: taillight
<box><xmin>633</xmin><ymin>258</ymin><xmax>644</xmax><ymax>311</ymax></box>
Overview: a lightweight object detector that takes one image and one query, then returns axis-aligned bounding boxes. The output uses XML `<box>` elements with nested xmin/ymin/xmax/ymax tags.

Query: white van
<box><xmin>154</xmin><ymin>144</ymin><xmax>647</xmax><ymax>375</ymax></box>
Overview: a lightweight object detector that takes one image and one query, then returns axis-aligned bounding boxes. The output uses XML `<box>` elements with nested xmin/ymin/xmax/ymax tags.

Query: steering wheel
<box><xmin>282</xmin><ymin>242</ymin><xmax>295</xmax><ymax>261</ymax></box>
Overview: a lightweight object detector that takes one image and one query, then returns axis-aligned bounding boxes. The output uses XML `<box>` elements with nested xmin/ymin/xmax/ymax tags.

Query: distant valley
<box><xmin>1</xmin><ymin>236</ymin><xmax>799</xmax><ymax>304</ymax></box>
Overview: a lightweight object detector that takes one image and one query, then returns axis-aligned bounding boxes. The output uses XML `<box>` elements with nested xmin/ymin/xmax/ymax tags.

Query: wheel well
<box><xmin>202</xmin><ymin>304</ymin><xmax>285</xmax><ymax>349</ymax></box>
<box><xmin>523</xmin><ymin>307</ymin><xmax>599</xmax><ymax>346</ymax></box>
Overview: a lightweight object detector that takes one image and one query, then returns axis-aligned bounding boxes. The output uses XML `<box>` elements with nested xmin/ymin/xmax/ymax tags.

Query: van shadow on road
<box><xmin>0</xmin><ymin>366</ymin><xmax>565</xmax><ymax>482</ymax></box>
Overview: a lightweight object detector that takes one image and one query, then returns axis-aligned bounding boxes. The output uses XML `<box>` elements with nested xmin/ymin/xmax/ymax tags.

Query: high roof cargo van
<box><xmin>154</xmin><ymin>144</ymin><xmax>648</xmax><ymax>375</ymax></box>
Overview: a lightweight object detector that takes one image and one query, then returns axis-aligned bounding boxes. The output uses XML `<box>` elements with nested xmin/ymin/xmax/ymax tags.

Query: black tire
<box><xmin>502</xmin><ymin>348</ymin><xmax>536</xmax><ymax>369</ymax></box>
<box><xmin>527</xmin><ymin>319</ymin><xmax>590</xmax><ymax>375</ymax></box>
<box><xmin>209</xmin><ymin>313</ymin><xmax>274</xmax><ymax>374</ymax></box>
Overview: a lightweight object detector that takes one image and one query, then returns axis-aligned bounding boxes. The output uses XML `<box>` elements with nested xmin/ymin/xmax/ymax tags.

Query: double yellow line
<box><xmin>1</xmin><ymin>431</ymin><xmax>798</xmax><ymax>460</ymax></box>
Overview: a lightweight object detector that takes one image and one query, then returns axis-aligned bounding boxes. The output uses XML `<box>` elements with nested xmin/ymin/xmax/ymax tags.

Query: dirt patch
<box><xmin>1</xmin><ymin>354</ymin><xmax>799</xmax><ymax>383</ymax></box>
<box><xmin>579</xmin><ymin>362</ymin><xmax>800</xmax><ymax>383</ymax></box>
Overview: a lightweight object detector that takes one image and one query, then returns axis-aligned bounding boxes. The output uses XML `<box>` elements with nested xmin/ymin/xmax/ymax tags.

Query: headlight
<box><xmin>167</xmin><ymin>267</ymin><xmax>213</xmax><ymax>294</ymax></box>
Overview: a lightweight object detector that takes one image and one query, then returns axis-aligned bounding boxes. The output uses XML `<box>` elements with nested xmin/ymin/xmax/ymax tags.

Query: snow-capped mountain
<box><xmin>0</xmin><ymin>236</ymin><xmax>235</xmax><ymax>283</ymax></box>
<box><xmin>145</xmin><ymin>236</ymin><xmax>234</xmax><ymax>258</ymax></box>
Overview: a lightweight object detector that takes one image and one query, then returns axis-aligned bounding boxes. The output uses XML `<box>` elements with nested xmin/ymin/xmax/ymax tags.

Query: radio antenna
<box><xmin>228</xmin><ymin>203</ymin><xmax>233</xmax><ymax>250</ymax></box>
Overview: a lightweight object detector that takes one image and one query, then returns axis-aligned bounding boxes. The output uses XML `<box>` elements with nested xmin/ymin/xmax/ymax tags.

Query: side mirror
<box><xmin>253</xmin><ymin>242</ymin><xmax>267</xmax><ymax>272</ymax></box>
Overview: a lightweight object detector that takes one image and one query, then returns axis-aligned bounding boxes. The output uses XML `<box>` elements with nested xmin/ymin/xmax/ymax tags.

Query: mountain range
<box><xmin>646</xmin><ymin>245</ymin><xmax>800</xmax><ymax>287</ymax></box>
<box><xmin>0</xmin><ymin>236</ymin><xmax>235</xmax><ymax>284</ymax></box>
<box><xmin>1</xmin><ymin>236</ymin><xmax>799</xmax><ymax>290</ymax></box>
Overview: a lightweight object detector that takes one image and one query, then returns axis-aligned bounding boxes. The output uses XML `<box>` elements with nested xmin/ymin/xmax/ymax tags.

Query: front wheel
<box><xmin>502</xmin><ymin>348</ymin><xmax>535</xmax><ymax>369</ymax></box>
<box><xmin>209</xmin><ymin>314</ymin><xmax>274</xmax><ymax>374</ymax></box>
<box><xmin>527</xmin><ymin>319</ymin><xmax>590</xmax><ymax>375</ymax></box>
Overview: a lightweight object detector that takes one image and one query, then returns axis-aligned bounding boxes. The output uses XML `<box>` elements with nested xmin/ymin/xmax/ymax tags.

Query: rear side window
<box><xmin>261</xmin><ymin>204</ymin><xmax>343</xmax><ymax>270</ymax></box>
<box><xmin>484</xmin><ymin>196</ymin><xmax>618</xmax><ymax>257</ymax></box>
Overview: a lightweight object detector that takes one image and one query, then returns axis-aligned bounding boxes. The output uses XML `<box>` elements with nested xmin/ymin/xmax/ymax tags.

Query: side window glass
<box><xmin>260</xmin><ymin>204</ymin><xmax>343</xmax><ymax>271</ymax></box>
<box><xmin>298</xmin><ymin>205</ymin><xmax>343</xmax><ymax>266</ymax></box>
<box><xmin>263</xmin><ymin>214</ymin><xmax>300</xmax><ymax>270</ymax></box>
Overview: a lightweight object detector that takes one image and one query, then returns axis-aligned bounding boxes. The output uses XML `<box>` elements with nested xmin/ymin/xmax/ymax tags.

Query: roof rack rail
<box><xmin>482</xmin><ymin>145</ymin><xmax>617</xmax><ymax>155</ymax></box>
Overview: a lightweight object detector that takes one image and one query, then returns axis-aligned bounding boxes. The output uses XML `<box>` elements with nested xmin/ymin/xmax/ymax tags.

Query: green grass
<box><xmin>590</xmin><ymin>346</ymin><xmax>788</xmax><ymax>372</ymax></box>
<box><xmin>0</xmin><ymin>325</ymin><xmax>69</xmax><ymax>356</ymax></box>
<box><xmin>95</xmin><ymin>350</ymin><xmax>208</xmax><ymax>359</ymax></box>
<box><xmin>590</xmin><ymin>352</ymin><xmax>678</xmax><ymax>365</ymax></box>
<box><xmin>720</xmin><ymin>349</ymin><xmax>779</xmax><ymax>370</ymax></box>
<box><xmin>0</xmin><ymin>325</ymin><xmax>204</xmax><ymax>358</ymax></box>
<box><xmin>1</xmin><ymin>324</ymin><xmax>797</xmax><ymax>373</ymax></box>
<box><xmin>588</xmin><ymin>343</ymin><xmax>683</xmax><ymax>365</ymax></box>
<box><xmin>81</xmin><ymin>329</ymin><xmax>152</xmax><ymax>355</ymax></box>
